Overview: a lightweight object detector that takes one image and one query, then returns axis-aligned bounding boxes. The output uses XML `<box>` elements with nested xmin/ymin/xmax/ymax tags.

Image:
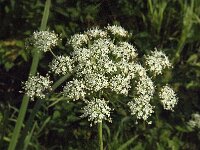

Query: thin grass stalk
<box><xmin>98</xmin><ymin>122</ymin><xmax>103</xmax><ymax>150</ymax></box>
<box><xmin>173</xmin><ymin>0</ymin><xmax>194</xmax><ymax>64</ymax></box>
<box><xmin>8</xmin><ymin>1</ymin><xmax>51</xmax><ymax>150</ymax></box>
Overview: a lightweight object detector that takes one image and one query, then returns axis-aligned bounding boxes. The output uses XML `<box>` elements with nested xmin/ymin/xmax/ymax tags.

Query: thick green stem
<box><xmin>8</xmin><ymin>1</ymin><xmax>51</xmax><ymax>150</ymax></box>
<box><xmin>98</xmin><ymin>122</ymin><xmax>103</xmax><ymax>150</ymax></box>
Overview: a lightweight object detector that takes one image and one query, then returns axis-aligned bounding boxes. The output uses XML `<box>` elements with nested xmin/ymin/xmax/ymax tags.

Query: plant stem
<box><xmin>8</xmin><ymin>1</ymin><xmax>51</xmax><ymax>150</ymax></box>
<box><xmin>98</xmin><ymin>122</ymin><xmax>103</xmax><ymax>150</ymax></box>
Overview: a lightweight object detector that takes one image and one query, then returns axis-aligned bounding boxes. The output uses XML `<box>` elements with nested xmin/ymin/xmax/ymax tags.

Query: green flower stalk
<box><xmin>8</xmin><ymin>1</ymin><xmax>51</xmax><ymax>150</ymax></box>
<box><xmin>98</xmin><ymin>122</ymin><xmax>103</xmax><ymax>150</ymax></box>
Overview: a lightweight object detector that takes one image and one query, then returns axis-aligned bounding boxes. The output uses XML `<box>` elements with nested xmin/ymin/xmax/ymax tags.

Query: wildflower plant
<box><xmin>21</xmin><ymin>24</ymin><xmax>178</xmax><ymax>150</ymax></box>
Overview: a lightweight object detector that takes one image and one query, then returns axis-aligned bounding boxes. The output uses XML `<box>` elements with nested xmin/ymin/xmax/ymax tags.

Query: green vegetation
<box><xmin>0</xmin><ymin>0</ymin><xmax>200</xmax><ymax>149</ymax></box>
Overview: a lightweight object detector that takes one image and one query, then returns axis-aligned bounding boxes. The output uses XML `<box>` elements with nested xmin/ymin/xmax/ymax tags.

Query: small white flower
<box><xmin>113</xmin><ymin>42</ymin><xmax>137</xmax><ymax>61</ymax></box>
<box><xmin>85</xmin><ymin>27</ymin><xmax>107</xmax><ymax>39</ymax></box>
<box><xmin>84</xmin><ymin>73</ymin><xmax>109</xmax><ymax>92</ymax></box>
<box><xmin>106</xmin><ymin>25</ymin><xmax>128</xmax><ymax>37</ymax></box>
<box><xmin>128</xmin><ymin>95</ymin><xmax>154</xmax><ymax>123</ymax></box>
<box><xmin>135</xmin><ymin>76</ymin><xmax>155</xmax><ymax>97</ymax></box>
<box><xmin>81</xmin><ymin>98</ymin><xmax>112</xmax><ymax>125</ymax></box>
<box><xmin>68</xmin><ymin>33</ymin><xmax>89</xmax><ymax>49</ymax></box>
<box><xmin>188</xmin><ymin>113</ymin><xmax>200</xmax><ymax>129</ymax></box>
<box><xmin>50</xmin><ymin>55</ymin><xmax>74</xmax><ymax>76</ymax></box>
<box><xmin>109</xmin><ymin>74</ymin><xmax>131</xmax><ymax>95</ymax></box>
<box><xmin>159</xmin><ymin>85</ymin><xmax>178</xmax><ymax>111</ymax></box>
<box><xmin>32</xmin><ymin>30</ymin><xmax>59</xmax><ymax>52</ymax></box>
<box><xmin>145</xmin><ymin>49</ymin><xmax>171</xmax><ymax>76</ymax></box>
<box><xmin>63</xmin><ymin>79</ymin><xmax>86</xmax><ymax>101</ymax></box>
<box><xmin>23</xmin><ymin>74</ymin><xmax>52</xmax><ymax>100</ymax></box>
<box><xmin>132</xmin><ymin>63</ymin><xmax>147</xmax><ymax>77</ymax></box>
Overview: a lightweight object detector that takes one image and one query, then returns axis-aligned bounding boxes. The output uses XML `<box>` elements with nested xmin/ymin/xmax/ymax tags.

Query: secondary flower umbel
<box><xmin>188</xmin><ymin>113</ymin><xmax>200</xmax><ymax>129</ymax></box>
<box><xmin>32</xmin><ymin>30</ymin><xmax>59</xmax><ymax>52</ymax></box>
<box><xmin>23</xmin><ymin>74</ymin><xmax>52</xmax><ymax>100</ymax></box>
<box><xmin>50</xmin><ymin>55</ymin><xmax>74</xmax><ymax>76</ymax></box>
<box><xmin>145</xmin><ymin>49</ymin><xmax>171</xmax><ymax>76</ymax></box>
<box><xmin>81</xmin><ymin>98</ymin><xmax>112</xmax><ymax>126</ymax></box>
<box><xmin>159</xmin><ymin>85</ymin><xmax>178</xmax><ymax>111</ymax></box>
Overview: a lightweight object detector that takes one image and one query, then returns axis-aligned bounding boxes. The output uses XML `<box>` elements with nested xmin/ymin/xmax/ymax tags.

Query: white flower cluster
<box><xmin>145</xmin><ymin>49</ymin><xmax>171</xmax><ymax>76</ymax></box>
<box><xmin>68</xmin><ymin>33</ymin><xmax>88</xmax><ymax>49</ymax></box>
<box><xmin>81</xmin><ymin>98</ymin><xmax>112</xmax><ymax>126</ymax></box>
<box><xmin>68</xmin><ymin>25</ymin><xmax>129</xmax><ymax>49</ymax></box>
<box><xmin>50</xmin><ymin>55</ymin><xmax>74</xmax><ymax>76</ymax></box>
<box><xmin>63</xmin><ymin>79</ymin><xmax>86</xmax><ymax>101</ymax></box>
<box><xmin>127</xmin><ymin>63</ymin><xmax>155</xmax><ymax>123</ymax></box>
<box><xmin>127</xmin><ymin>96</ymin><xmax>154</xmax><ymax>124</ymax></box>
<box><xmin>113</xmin><ymin>42</ymin><xmax>137</xmax><ymax>61</ymax></box>
<box><xmin>85</xmin><ymin>27</ymin><xmax>107</xmax><ymax>39</ymax></box>
<box><xmin>106</xmin><ymin>25</ymin><xmax>128</xmax><ymax>37</ymax></box>
<box><xmin>32</xmin><ymin>30</ymin><xmax>59</xmax><ymax>52</ymax></box>
<box><xmin>109</xmin><ymin>74</ymin><xmax>131</xmax><ymax>95</ymax></box>
<box><xmin>44</xmin><ymin>25</ymin><xmax>177</xmax><ymax>124</ymax></box>
<box><xmin>65</xmin><ymin>36</ymin><xmax>138</xmax><ymax>100</ymax></box>
<box><xmin>159</xmin><ymin>85</ymin><xmax>178</xmax><ymax>111</ymax></box>
<box><xmin>23</xmin><ymin>74</ymin><xmax>52</xmax><ymax>100</ymax></box>
<box><xmin>188</xmin><ymin>113</ymin><xmax>200</xmax><ymax>129</ymax></box>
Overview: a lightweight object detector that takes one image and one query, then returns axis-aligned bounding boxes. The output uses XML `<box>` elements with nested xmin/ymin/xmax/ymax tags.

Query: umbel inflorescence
<box><xmin>32</xmin><ymin>30</ymin><xmax>59</xmax><ymax>52</ymax></box>
<box><xmin>23</xmin><ymin>25</ymin><xmax>178</xmax><ymax>125</ymax></box>
<box><xmin>188</xmin><ymin>113</ymin><xmax>200</xmax><ymax>129</ymax></box>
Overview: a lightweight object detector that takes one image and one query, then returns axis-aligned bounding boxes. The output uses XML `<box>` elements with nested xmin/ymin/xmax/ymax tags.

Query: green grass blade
<box><xmin>117</xmin><ymin>136</ymin><xmax>138</xmax><ymax>150</ymax></box>
<box><xmin>23</xmin><ymin>123</ymin><xmax>36</xmax><ymax>150</ymax></box>
<box><xmin>40</xmin><ymin>0</ymin><xmax>51</xmax><ymax>31</ymax></box>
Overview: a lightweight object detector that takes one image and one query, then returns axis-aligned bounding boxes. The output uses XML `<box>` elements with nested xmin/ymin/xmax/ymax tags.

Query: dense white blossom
<box><xmin>84</xmin><ymin>73</ymin><xmax>109</xmax><ymax>92</ymax></box>
<box><xmin>116</xmin><ymin>62</ymin><xmax>136</xmax><ymax>78</ymax></box>
<box><xmin>63</xmin><ymin>79</ymin><xmax>86</xmax><ymax>101</ymax></box>
<box><xmin>132</xmin><ymin>63</ymin><xmax>147</xmax><ymax>77</ymax></box>
<box><xmin>23</xmin><ymin>74</ymin><xmax>52</xmax><ymax>100</ymax></box>
<box><xmin>68</xmin><ymin>33</ymin><xmax>89</xmax><ymax>49</ymax></box>
<box><xmin>50</xmin><ymin>55</ymin><xmax>74</xmax><ymax>76</ymax></box>
<box><xmin>85</xmin><ymin>27</ymin><xmax>107</xmax><ymax>39</ymax></box>
<box><xmin>159</xmin><ymin>85</ymin><xmax>178</xmax><ymax>111</ymax></box>
<box><xmin>106</xmin><ymin>25</ymin><xmax>128</xmax><ymax>37</ymax></box>
<box><xmin>145</xmin><ymin>50</ymin><xmax>171</xmax><ymax>76</ymax></box>
<box><xmin>32</xmin><ymin>30</ymin><xmax>59</xmax><ymax>52</ymax></box>
<box><xmin>109</xmin><ymin>74</ymin><xmax>131</xmax><ymax>95</ymax></box>
<box><xmin>135</xmin><ymin>76</ymin><xmax>155</xmax><ymax>97</ymax></box>
<box><xmin>113</xmin><ymin>42</ymin><xmax>137</xmax><ymax>61</ymax></box>
<box><xmin>188</xmin><ymin>113</ymin><xmax>200</xmax><ymax>129</ymax></box>
<box><xmin>128</xmin><ymin>95</ymin><xmax>154</xmax><ymax>123</ymax></box>
<box><xmin>61</xmin><ymin>25</ymin><xmax>177</xmax><ymax>124</ymax></box>
<box><xmin>81</xmin><ymin>98</ymin><xmax>112</xmax><ymax>126</ymax></box>
<box><xmin>22</xmin><ymin>26</ymin><xmax>178</xmax><ymax>126</ymax></box>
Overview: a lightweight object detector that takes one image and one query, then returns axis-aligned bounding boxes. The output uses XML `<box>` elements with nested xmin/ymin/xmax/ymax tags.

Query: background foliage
<box><xmin>0</xmin><ymin>0</ymin><xmax>200</xmax><ymax>149</ymax></box>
